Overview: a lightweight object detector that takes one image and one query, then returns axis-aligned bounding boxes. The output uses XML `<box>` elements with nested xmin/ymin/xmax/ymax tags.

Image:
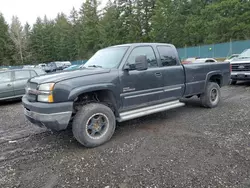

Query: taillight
<box><xmin>230</xmin><ymin>64</ymin><xmax>232</xmax><ymax>72</ymax></box>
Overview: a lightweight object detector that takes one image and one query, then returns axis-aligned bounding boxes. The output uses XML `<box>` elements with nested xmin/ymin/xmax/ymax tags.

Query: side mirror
<box><xmin>135</xmin><ymin>55</ymin><xmax>148</xmax><ymax>71</ymax></box>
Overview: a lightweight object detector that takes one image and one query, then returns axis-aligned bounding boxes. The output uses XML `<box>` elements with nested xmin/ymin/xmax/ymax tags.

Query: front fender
<box><xmin>68</xmin><ymin>83</ymin><xmax>118</xmax><ymax>101</ymax></box>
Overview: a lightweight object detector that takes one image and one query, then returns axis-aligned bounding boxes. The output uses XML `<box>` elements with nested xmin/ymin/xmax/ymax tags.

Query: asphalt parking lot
<box><xmin>0</xmin><ymin>83</ymin><xmax>250</xmax><ymax>188</ymax></box>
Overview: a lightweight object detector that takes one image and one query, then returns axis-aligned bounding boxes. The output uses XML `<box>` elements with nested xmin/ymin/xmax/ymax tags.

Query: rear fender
<box><xmin>205</xmin><ymin>71</ymin><xmax>223</xmax><ymax>89</ymax></box>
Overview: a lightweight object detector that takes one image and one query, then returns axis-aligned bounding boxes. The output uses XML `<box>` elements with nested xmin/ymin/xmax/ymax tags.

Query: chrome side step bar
<box><xmin>117</xmin><ymin>100</ymin><xmax>185</xmax><ymax>122</ymax></box>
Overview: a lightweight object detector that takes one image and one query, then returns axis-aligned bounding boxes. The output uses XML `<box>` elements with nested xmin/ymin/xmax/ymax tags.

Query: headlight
<box><xmin>37</xmin><ymin>83</ymin><xmax>55</xmax><ymax>103</ymax></box>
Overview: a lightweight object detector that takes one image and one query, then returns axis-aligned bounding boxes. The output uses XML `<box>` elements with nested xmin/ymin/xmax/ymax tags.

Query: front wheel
<box><xmin>200</xmin><ymin>82</ymin><xmax>221</xmax><ymax>108</ymax></box>
<box><xmin>72</xmin><ymin>103</ymin><xmax>116</xmax><ymax>148</ymax></box>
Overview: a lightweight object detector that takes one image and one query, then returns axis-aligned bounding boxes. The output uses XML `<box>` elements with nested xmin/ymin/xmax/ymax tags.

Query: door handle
<box><xmin>7</xmin><ymin>84</ymin><xmax>12</xmax><ymax>87</ymax></box>
<box><xmin>155</xmin><ymin>72</ymin><xmax>162</xmax><ymax>77</ymax></box>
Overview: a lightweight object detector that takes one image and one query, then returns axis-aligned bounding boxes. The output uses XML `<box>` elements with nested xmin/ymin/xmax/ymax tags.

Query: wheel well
<box><xmin>73</xmin><ymin>90</ymin><xmax>119</xmax><ymax>116</ymax></box>
<box><xmin>209</xmin><ymin>75</ymin><xmax>222</xmax><ymax>87</ymax></box>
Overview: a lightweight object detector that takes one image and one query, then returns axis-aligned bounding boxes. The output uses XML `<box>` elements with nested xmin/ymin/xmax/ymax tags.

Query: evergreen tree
<box><xmin>23</xmin><ymin>22</ymin><xmax>32</xmax><ymax>64</ymax></box>
<box><xmin>78</xmin><ymin>0</ymin><xmax>100</xmax><ymax>58</ymax></box>
<box><xmin>9</xmin><ymin>16</ymin><xmax>25</xmax><ymax>64</ymax></box>
<box><xmin>69</xmin><ymin>7</ymin><xmax>80</xmax><ymax>60</ymax></box>
<box><xmin>30</xmin><ymin>17</ymin><xmax>45</xmax><ymax>63</ymax></box>
<box><xmin>100</xmin><ymin>0</ymin><xmax>124</xmax><ymax>47</ymax></box>
<box><xmin>0</xmin><ymin>13</ymin><xmax>14</xmax><ymax>65</ymax></box>
<box><xmin>54</xmin><ymin>13</ymin><xmax>72</xmax><ymax>61</ymax></box>
<box><xmin>136</xmin><ymin>0</ymin><xmax>156</xmax><ymax>42</ymax></box>
<box><xmin>1</xmin><ymin>0</ymin><xmax>250</xmax><ymax>65</ymax></box>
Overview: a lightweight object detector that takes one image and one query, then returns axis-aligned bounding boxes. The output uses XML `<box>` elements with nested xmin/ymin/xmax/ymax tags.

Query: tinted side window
<box><xmin>157</xmin><ymin>46</ymin><xmax>177</xmax><ymax>66</ymax></box>
<box><xmin>0</xmin><ymin>72</ymin><xmax>11</xmax><ymax>83</ymax></box>
<box><xmin>127</xmin><ymin>46</ymin><xmax>158</xmax><ymax>68</ymax></box>
<box><xmin>15</xmin><ymin>71</ymin><xmax>30</xmax><ymax>80</ymax></box>
<box><xmin>30</xmin><ymin>70</ymin><xmax>37</xmax><ymax>77</ymax></box>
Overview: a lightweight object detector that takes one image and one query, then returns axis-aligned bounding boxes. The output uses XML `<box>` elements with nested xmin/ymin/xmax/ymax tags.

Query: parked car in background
<box><xmin>63</xmin><ymin>65</ymin><xmax>81</xmax><ymax>71</ymax></box>
<box><xmin>35</xmin><ymin>63</ymin><xmax>47</xmax><ymax>70</ymax></box>
<box><xmin>192</xmin><ymin>58</ymin><xmax>217</xmax><ymax>63</ymax></box>
<box><xmin>230</xmin><ymin>49</ymin><xmax>250</xmax><ymax>84</ymax></box>
<box><xmin>182</xmin><ymin>57</ymin><xmax>217</xmax><ymax>64</ymax></box>
<box><xmin>181</xmin><ymin>57</ymin><xmax>198</xmax><ymax>64</ymax></box>
<box><xmin>0</xmin><ymin>68</ymin><xmax>9</xmax><ymax>71</ymax></box>
<box><xmin>45</xmin><ymin>62</ymin><xmax>64</xmax><ymax>73</ymax></box>
<box><xmin>23</xmin><ymin>65</ymin><xmax>35</xmax><ymax>69</ymax></box>
<box><xmin>225</xmin><ymin>54</ymin><xmax>239</xmax><ymax>63</ymax></box>
<box><xmin>0</xmin><ymin>68</ymin><xmax>45</xmax><ymax>101</ymax></box>
<box><xmin>61</xmin><ymin>61</ymin><xmax>72</xmax><ymax>69</ymax></box>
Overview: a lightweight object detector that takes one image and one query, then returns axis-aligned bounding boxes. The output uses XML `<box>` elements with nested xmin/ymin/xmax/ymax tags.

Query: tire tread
<box><xmin>72</xmin><ymin>103</ymin><xmax>116</xmax><ymax>147</ymax></box>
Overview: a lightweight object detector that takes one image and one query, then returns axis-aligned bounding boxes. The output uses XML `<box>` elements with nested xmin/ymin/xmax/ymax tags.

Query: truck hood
<box><xmin>30</xmin><ymin>68</ymin><xmax>111</xmax><ymax>84</ymax></box>
<box><xmin>230</xmin><ymin>58</ymin><xmax>250</xmax><ymax>64</ymax></box>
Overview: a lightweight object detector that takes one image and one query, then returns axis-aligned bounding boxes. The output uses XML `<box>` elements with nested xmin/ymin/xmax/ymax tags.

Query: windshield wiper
<box><xmin>88</xmin><ymin>65</ymin><xmax>103</xmax><ymax>68</ymax></box>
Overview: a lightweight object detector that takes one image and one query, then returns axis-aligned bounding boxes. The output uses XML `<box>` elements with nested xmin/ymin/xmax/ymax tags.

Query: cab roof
<box><xmin>108</xmin><ymin>43</ymin><xmax>175</xmax><ymax>48</ymax></box>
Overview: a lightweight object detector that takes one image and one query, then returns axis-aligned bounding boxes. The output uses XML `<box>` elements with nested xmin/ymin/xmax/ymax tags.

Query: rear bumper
<box><xmin>231</xmin><ymin>72</ymin><xmax>250</xmax><ymax>80</ymax></box>
<box><xmin>22</xmin><ymin>96</ymin><xmax>73</xmax><ymax>131</ymax></box>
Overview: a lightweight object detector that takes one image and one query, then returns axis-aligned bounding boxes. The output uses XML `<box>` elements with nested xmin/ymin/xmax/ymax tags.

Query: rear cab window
<box><xmin>157</xmin><ymin>46</ymin><xmax>178</xmax><ymax>67</ymax></box>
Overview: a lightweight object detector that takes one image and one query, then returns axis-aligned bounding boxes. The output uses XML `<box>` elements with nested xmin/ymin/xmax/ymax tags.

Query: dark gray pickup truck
<box><xmin>22</xmin><ymin>43</ymin><xmax>230</xmax><ymax>147</ymax></box>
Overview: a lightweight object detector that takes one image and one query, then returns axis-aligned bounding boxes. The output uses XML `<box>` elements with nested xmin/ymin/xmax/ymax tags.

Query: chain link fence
<box><xmin>177</xmin><ymin>40</ymin><xmax>250</xmax><ymax>60</ymax></box>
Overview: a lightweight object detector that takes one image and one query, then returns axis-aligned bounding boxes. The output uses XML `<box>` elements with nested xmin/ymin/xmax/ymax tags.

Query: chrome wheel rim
<box><xmin>210</xmin><ymin>88</ymin><xmax>218</xmax><ymax>103</ymax></box>
<box><xmin>86</xmin><ymin>113</ymin><xmax>109</xmax><ymax>140</ymax></box>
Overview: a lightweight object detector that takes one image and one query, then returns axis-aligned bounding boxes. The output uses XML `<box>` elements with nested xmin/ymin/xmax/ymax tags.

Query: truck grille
<box><xmin>232</xmin><ymin>63</ymin><xmax>250</xmax><ymax>71</ymax></box>
<box><xmin>26</xmin><ymin>82</ymin><xmax>38</xmax><ymax>102</ymax></box>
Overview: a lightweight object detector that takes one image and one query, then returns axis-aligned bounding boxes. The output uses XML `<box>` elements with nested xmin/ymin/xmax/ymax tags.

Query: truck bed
<box><xmin>183</xmin><ymin>62</ymin><xmax>230</xmax><ymax>97</ymax></box>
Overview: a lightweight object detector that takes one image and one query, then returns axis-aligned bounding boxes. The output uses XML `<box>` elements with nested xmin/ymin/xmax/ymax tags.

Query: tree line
<box><xmin>0</xmin><ymin>0</ymin><xmax>250</xmax><ymax>66</ymax></box>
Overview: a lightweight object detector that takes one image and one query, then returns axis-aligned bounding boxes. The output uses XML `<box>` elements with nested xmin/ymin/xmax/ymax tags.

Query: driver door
<box><xmin>119</xmin><ymin>46</ymin><xmax>164</xmax><ymax>111</ymax></box>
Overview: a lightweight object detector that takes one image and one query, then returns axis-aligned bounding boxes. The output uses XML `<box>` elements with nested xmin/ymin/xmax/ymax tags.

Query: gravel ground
<box><xmin>0</xmin><ymin>83</ymin><xmax>250</xmax><ymax>188</ymax></box>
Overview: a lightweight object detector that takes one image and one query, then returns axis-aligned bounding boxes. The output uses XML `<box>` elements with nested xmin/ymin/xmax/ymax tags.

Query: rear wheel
<box><xmin>72</xmin><ymin>103</ymin><xmax>116</xmax><ymax>147</ymax></box>
<box><xmin>200</xmin><ymin>82</ymin><xmax>221</xmax><ymax>108</ymax></box>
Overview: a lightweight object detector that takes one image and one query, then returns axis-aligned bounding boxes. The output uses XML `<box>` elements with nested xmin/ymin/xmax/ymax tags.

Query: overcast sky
<box><xmin>0</xmin><ymin>0</ymin><xmax>107</xmax><ymax>25</ymax></box>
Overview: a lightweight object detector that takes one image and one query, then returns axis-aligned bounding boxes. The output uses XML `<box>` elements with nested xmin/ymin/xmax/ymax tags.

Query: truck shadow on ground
<box><xmin>29</xmin><ymin>97</ymin><xmax>205</xmax><ymax>148</ymax></box>
<box><xmin>44</xmin><ymin>99</ymin><xmax>203</xmax><ymax>149</ymax></box>
<box><xmin>0</xmin><ymin>99</ymin><xmax>22</xmax><ymax>106</ymax></box>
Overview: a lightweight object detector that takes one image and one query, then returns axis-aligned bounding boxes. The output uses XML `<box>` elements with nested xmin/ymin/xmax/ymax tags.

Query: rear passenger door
<box><xmin>13</xmin><ymin>70</ymin><xmax>31</xmax><ymax>96</ymax></box>
<box><xmin>120</xmin><ymin>46</ymin><xmax>164</xmax><ymax>110</ymax></box>
<box><xmin>157</xmin><ymin>45</ymin><xmax>185</xmax><ymax>100</ymax></box>
<box><xmin>0</xmin><ymin>72</ymin><xmax>14</xmax><ymax>99</ymax></box>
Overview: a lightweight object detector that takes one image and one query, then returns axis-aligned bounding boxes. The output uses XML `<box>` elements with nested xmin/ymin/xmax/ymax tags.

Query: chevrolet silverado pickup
<box><xmin>22</xmin><ymin>43</ymin><xmax>230</xmax><ymax>147</ymax></box>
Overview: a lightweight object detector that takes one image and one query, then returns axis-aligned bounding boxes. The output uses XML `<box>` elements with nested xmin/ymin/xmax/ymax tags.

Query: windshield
<box><xmin>238</xmin><ymin>49</ymin><xmax>250</xmax><ymax>59</ymax></box>
<box><xmin>83</xmin><ymin>47</ymin><xmax>129</xmax><ymax>69</ymax></box>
